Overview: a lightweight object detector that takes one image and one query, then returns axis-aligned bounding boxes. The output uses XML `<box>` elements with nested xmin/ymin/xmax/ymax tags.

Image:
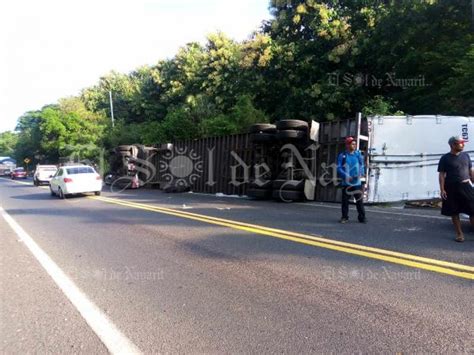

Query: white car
<box><xmin>50</xmin><ymin>165</ymin><xmax>103</xmax><ymax>199</ymax></box>
<box><xmin>33</xmin><ymin>165</ymin><xmax>58</xmax><ymax>186</ymax></box>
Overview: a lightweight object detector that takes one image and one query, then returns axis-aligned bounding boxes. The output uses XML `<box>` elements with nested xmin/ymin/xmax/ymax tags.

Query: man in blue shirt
<box><xmin>337</xmin><ymin>136</ymin><xmax>366</xmax><ymax>223</ymax></box>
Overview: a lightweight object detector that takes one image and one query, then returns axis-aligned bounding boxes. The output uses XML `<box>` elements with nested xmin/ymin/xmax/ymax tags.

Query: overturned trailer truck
<box><xmin>130</xmin><ymin>115</ymin><xmax>473</xmax><ymax>204</ymax></box>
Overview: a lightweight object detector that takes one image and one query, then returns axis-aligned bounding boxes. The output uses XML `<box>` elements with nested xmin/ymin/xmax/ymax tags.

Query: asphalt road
<box><xmin>1</xmin><ymin>177</ymin><xmax>473</xmax><ymax>353</ymax></box>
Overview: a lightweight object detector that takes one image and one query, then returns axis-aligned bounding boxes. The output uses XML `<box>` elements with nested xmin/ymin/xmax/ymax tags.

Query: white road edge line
<box><xmin>0</xmin><ymin>205</ymin><xmax>142</xmax><ymax>355</ymax></box>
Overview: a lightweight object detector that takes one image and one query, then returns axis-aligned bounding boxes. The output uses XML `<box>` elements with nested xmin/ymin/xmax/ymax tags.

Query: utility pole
<box><xmin>109</xmin><ymin>90</ymin><xmax>115</xmax><ymax>128</ymax></box>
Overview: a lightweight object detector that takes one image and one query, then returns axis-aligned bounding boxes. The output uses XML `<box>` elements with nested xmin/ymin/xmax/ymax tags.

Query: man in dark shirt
<box><xmin>438</xmin><ymin>136</ymin><xmax>474</xmax><ymax>242</ymax></box>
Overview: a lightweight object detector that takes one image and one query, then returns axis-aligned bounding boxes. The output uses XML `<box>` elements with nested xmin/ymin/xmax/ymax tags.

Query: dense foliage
<box><xmin>4</xmin><ymin>0</ymin><xmax>472</xmax><ymax>165</ymax></box>
<box><xmin>11</xmin><ymin>98</ymin><xmax>105</xmax><ymax>166</ymax></box>
<box><xmin>0</xmin><ymin>131</ymin><xmax>18</xmax><ymax>157</ymax></box>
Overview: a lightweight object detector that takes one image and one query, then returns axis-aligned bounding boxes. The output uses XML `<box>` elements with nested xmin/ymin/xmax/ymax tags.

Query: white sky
<box><xmin>0</xmin><ymin>0</ymin><xmax>271</xmax><ymax>133</ymax></box>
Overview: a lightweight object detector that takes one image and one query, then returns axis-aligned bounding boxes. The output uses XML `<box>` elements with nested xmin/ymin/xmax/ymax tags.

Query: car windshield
<box><xmin>66</xmin><ymin>167</ymin><xmax>95</xmax><ymax>175</ymax></box>
<box><xmin>39</xmin><ymin>168</ymin><xmax>57</xmax><ymax>172</ymax></box>
<box><xmin>15</xmin><ymin>168</ymin><xmax>24</xmax><ymax>172</ymax></box>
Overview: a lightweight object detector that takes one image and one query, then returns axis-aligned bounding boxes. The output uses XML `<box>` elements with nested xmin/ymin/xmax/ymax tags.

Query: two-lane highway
<box><xmin>1</xmin><ymin>177</ymin><xmax>473</xmax><ymax>353</ymax></box>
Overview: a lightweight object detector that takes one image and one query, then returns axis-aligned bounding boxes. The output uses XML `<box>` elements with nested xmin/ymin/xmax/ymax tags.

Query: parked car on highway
<box><xmin>11</xmin><ymin>167</ymin><xmax>27</xmax><ymax>179</ymax></box>
<box><xmin>49</xmin><ymin>165</ymin><xmax>103</xmax><ymax>199</ymax></box>
<box><xmin>33</xmin><ymin>165</ymin><xmax>58</xmax><ymax>186</ymax></box>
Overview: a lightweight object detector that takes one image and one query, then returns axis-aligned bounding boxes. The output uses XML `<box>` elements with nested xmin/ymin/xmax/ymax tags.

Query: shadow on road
<box><xmin>1</xmin><ymin>184</ymin><xmax>35</xmax><ymax>189</ymax></box>
<box><xmin>11</xmin><ymin>193</ymin><xmax>55</xmax><ymax>201</ymax></box>
<box><xmin>3</xmin><ymin>180</ymin><xmax>473</xmax><ymax>267</ymax></box>
<box><xmin>10</xmin><ymin>193</ymin><xmax>97</xmax><ymax>201</ymax></box>
<box><xmin>5</xmin><ymin>200</ymin><xmax>474</xmax><ymax>263</ymax></box>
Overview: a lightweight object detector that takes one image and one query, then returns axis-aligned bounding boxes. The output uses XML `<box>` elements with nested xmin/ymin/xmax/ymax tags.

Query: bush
<box><xmin>159</xmin><ymin>107</ymin><xmax>199</xmax><ymax>141</ymax></box>
<box><xmin>199</xmin><ymin>114</ymin><xmax>239</xmax><ymax>137</ymax></box>
<box><xmin>362</xmin><ymin>96</ymin><xmax>404</xmax><ymax>116</ymax></box>
<box><xmin>230</xmin><ymin>95</ymin><xmax>269</xmax><ymax>129</ymax></box>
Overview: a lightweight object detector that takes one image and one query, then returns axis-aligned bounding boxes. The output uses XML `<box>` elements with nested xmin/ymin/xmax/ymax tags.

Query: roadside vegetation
<box><xmin>1</xmin><ymin>0</ymin><xmax>472</xmax><ymax>165</ymax></box>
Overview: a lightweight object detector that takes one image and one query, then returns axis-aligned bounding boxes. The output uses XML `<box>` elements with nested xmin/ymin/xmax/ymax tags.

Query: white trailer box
<box><xmin>0</xmin><ymin>157</ymin><xmax>17</xmax><ymax>176</ymax></box>
<box><xmin>366</xmin><ymin>115</ymin><xmax>474</xmax><ymax>203</ymax></box>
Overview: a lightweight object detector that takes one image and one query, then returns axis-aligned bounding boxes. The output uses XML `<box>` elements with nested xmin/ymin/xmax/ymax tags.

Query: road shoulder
<box><xmin>0</xmin><ymin>218</ymin><xmax>107</xmax><ymax>354</ymax></box>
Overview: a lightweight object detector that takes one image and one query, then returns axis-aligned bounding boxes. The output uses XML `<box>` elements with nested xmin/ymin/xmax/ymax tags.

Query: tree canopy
<box><xmin>8</xmin><ymin>0</ymin><xmax>473</xmax><ymax>164</ymax></box>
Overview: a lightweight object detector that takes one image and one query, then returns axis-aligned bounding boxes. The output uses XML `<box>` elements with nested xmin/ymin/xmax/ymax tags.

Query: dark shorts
<box><xmin>441</xmin><ymin>181</ymin><xmax>474</xmax><ymax>216</ymax></box>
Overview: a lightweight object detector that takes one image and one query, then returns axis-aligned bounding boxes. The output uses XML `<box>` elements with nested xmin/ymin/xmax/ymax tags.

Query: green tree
<box><xmin>199</xmin><ymin>114</ymin><xmax>239</xmax><ymax>137</ymax></box>
<box><xmin>361</xmin><ymin>96</ymin><xmax>404</xmax><ymax>116</ymax></box>
<box><xmin>158</xmin><ymin>42</ymin><xmax>208</xmax><ymax>111</ymax></box>
<box><xmin>201</xmin><ymin>32</ymin><xmax>244</xmax><ymax>111</ymax></box>
<box><xmin>159</xmin><ymin>107</ymin><xmax>200</xmax><ymax>141</ymax></box>
<box><xmin>238</xmin><ymin>33</ymin><xmax>274</xmax><ymax>118</ymax></box>
<box><xmin>81</xmin><ymin>71</ymin><xmax>144</xmax><ymax>124</ymax></box>
<box><xmin>199</xmin><ymin>95</ymin><xmax>268</xmax><ymax>137</ymax></box>
<box><xmin>12</xmin><ymin>0</ymin><xmax>474</xmax><ymax>154</ymax></box>
<box><xmin>37</xmin><ymin>98</ymin><xmax>105</xmax><ymax>162</ymax></box>
<box><xmin>228</xmin><ymin>95</ymin><xmax>268</xmax><ymax>128</ymax></box>
<box><xmin>0</xmin><ymin>131</ymin><xmax>18</xmax><ymax>156</ymax></box>
<box><xmin>263</xmin><ymin>0</ymin><xmax>472</xmax><ymax>119</ymax></box>
<box><xmin>358</xmin><ymin>0</ymin><xmax>473</xmax><ymax>114</ymax></box>
<box><xmin>441</xmin><ymin>45</ymin><xmax>474</xmax><ymax>114</ymax></box>
<box><xmin>105</xmin><ymin>120</ymin><xmax>148</xmax><ymax>147</ymax></box>
<box><xmin>14</xmin><ymin>98</ymin><xmax>105</xmax><ymax>164</ymax></box>
<box><xmin>14</xmin><ymin>110</ymin><xmax>44</xmax><ymax>164</ymax></box>
<box><xmin>263</xmin><ymin>0</ymin><xmax>362</xmax><ymax>121</ymax></box>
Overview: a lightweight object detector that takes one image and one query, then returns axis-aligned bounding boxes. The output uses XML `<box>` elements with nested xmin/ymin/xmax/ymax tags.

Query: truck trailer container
<box><xmin>365</xmin><ymin>115</ymin><xmax>474</xmax><ymax>203</ymax></box>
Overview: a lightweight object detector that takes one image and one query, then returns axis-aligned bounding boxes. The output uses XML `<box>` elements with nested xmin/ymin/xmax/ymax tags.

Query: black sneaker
<box><xmin>340</xmin><ymin>217</ymin><xmax>349</xmax><ymax>224</ymax></box>
<box><xmin>358</xmin><ymin>217</ymin><xmax>367</xmax><ymax>223</ymax></box>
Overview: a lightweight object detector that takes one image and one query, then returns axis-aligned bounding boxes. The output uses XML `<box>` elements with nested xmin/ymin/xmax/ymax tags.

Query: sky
<box><xmin>0</xmin><ymin>0</ymin><xmax>272</xmax><ymax>133</ymax></box>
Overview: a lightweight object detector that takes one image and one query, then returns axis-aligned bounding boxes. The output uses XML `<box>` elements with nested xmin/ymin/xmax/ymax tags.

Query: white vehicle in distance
<box><xmin>33</xmin><ymin>165</ymin><xmax>58</xmax><ymax>186</ymax></box>
<box><xmin>50</xmin><ymin>165</ymin><xmax>103</xmax><ymax>199</ymax></box>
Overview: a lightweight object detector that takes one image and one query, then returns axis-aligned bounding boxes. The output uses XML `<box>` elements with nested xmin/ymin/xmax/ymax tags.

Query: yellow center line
<box><xmin>97</xmin><ymin>196</ymin><xmax>473</xmax><ymax>272</ymax></box>
<box><xmin>3</xmin><ymin>178</ymin><xmax>473</xmax><ymax>279</ymax></box>
<box><xmin>90</xmin><ymin>195</ymin><xmax>474</xmax><ymax>280</ymax></box>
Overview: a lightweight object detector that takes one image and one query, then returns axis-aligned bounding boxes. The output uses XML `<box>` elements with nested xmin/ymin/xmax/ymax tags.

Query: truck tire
<box><xmin>276</xmin><ymin>120</ymin><xmax>309</xmax><ymax>131</ymax></box>
<box><xmin>276</xmin><ymin>130</ymin><xmax>307</xmax><ymax>140</ymax></box>
<box><xmin>249</xmin><ymin>124</ymin><xmax>277</xmax><ymax>134</ymax></box>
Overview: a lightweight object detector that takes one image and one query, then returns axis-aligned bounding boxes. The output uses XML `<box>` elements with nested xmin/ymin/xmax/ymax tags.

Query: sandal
<box><xmin>455</xmin><ymin>235</ymin><xmax>465</xmax><ymax>243</ymax></box>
